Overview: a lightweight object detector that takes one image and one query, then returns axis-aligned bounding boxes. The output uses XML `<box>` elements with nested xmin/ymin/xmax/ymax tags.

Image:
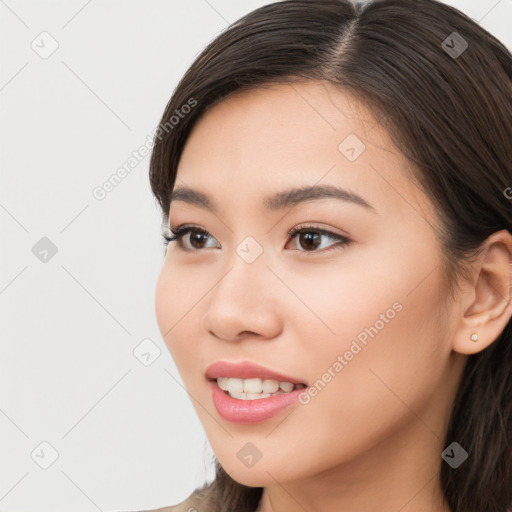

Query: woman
<box><xmin>145</xmin><ymin>0</ymin><xmax>512</xmax><ymax>510</ymax></box>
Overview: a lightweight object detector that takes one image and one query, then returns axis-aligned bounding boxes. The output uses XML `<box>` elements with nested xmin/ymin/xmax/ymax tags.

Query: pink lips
<box><xmin>209</xmin><ymin>380</ymin><xmax>306</xmax><ymax>424</ymax></box>
<box><xmin>205</xmin><ymin>361</ymin><xmax>307</xmax><ymax>424</ymax></box>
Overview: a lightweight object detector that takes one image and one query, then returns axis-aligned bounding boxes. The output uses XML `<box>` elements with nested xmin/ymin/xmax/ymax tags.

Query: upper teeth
<box><xmin>217</xmin><ymin>377</ymin><xmax>297</xmax><ymax>394</ymax></box>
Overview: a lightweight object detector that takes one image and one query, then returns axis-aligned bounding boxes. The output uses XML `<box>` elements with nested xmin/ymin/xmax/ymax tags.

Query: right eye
<box><xmin>161</xmin><ymin>224</ymin><xmax>221</xmax><ymax>251</ymax></box>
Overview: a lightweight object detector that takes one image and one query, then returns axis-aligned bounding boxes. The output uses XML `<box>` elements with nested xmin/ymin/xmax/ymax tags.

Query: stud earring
<box><xmin>470</xmin><ymin>333</ymin><xmax>478</xmax><ymax>342</ymax></box>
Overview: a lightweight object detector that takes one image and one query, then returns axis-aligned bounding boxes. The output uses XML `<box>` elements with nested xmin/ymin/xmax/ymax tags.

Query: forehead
<box><xmin>174</xmin><ymin>81</ymin><xmax>432</xmax><ymax>223</ymax></box>
<box><xmin>180</xmin><ymin>81</ymin><xmax>383</xmax><ymax>167</ymax></box>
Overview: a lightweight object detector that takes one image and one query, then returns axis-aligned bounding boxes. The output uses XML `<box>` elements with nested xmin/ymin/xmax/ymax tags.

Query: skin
<box><xmin>154</xmin><ymin>81</ymin><xmax>512</xmax><ymax>512</ymax></box>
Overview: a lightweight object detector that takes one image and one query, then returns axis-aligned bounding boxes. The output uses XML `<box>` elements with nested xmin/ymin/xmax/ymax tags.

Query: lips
<box><xmin>205</xmin><ymin>360</ymin><xmax>307</xmax><ymax>385</ymax></box>
<box><xmin>209</xmin><ymin>380</ymin><xmax>306</xmax><ymax>423</ymax></box>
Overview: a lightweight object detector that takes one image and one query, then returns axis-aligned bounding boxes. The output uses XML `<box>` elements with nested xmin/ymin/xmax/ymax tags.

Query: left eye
<box><xmin>286</xmin><ymin>225</ymin><xmax>351</xmax><ymax>253</ymax></box>
<box><xmin>161</xmin><ymin>224</ymin><xmax>351</xmax><ymax>254</ymax></box>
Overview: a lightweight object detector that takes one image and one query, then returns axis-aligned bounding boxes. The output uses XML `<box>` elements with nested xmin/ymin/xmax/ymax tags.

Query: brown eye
<box><xmin>163</xmin><ymin>225</ymin><xmax>220</xmax><ymax>251</ymax></box>
<box><xmin>286</xmin><ymin>225</ymin><xmax>351</xmax><ymax>254</ymax></box>
<box><xmin>297</xmin><ymin>231</ymin><xmax>321</xmax><ymax>251</ymax></box>
<box><xmin>188</xmin><ymin>230</ymin><xmax>210</xmax><ymax>249</ymax></box>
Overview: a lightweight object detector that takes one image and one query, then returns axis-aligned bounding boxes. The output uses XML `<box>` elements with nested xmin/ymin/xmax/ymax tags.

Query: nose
<box><xmin>201</xmin><ymin>254</ymin><xmax>283</xmax><ymax>342</ymax></box>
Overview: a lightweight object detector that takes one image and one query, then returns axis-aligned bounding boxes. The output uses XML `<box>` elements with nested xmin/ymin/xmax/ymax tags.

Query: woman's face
<box><xmin>155</xmin><ymin>81</ymin><xmax>466</xmax><ymax>487</ymax></box>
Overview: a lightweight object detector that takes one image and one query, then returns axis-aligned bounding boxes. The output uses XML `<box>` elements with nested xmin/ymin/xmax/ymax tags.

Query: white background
<box><xmin>1</xmin><ymin>1</ymin><xmax>511</xmax><ymax>511</ymax></box>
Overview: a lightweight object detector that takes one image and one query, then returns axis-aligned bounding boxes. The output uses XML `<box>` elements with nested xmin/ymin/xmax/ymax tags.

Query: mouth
<box><xmin>205</xmin><ymin>360</ymin><xmax>308</xmax><ymax>402</ymax></box>
<box><xmin>208</xmin><ymin>378</ymin><xmax>308</xmax><ymax>424</ymax></box>
<box><xmin>209</xmin><ymin>377</ymin><xmax>307</xmax><ymax>400</ymax></box>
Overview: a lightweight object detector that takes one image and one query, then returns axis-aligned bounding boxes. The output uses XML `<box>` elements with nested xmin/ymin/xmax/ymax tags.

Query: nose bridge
<box><xmin>214</xmin><ymin>234</ymin><xmax>270</xmax><ymax>305</ymax></box>
<box><xmin>202</xmin><ymin>235</ymin><xmax>282</xmax><ymax>339</ymax></box>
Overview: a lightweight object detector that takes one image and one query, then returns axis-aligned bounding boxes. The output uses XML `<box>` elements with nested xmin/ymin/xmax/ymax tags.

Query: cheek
<box><xmin>154</xmin><ymin>263</ymin><xmax>207</xmax><ymax>380</ymax></box>
<box><xmin>288</xmin><ymin>254</ymin><xmax>448</xmax><ymax>417</ymax></box>
<box><xmin>154</xmin><ymin>265</ymin><xmax>174</xmax><ymax>337</ymax></box>
<box><xmin>154</xmin><ymin>259</ymin><xmax>206</xmax><ymax>337</ymax></box>
<box><xmin>295</xmin><ymin>235</ymin><xmax>444</xmax><ymax>362</ymax></box>
<box><xmin>155</xmin><ymin>264</ymin><xmax>191</xmax><ymax>355</ymax></box>
<box><xmin>299</xmin><ymin>266</ymin><xmax>447</xmax><ymax>425</ymax></box>
<box><xmin>277</xmin><ymin>257</ymin><xmax>404</xmax><ymax>375</ymax></box>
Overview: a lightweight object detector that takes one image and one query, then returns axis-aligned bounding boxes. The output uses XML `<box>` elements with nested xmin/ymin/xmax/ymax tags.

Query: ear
<box><xmin>452</xmin><ymin>229</ymin><xmax>512</xmax><ymax>355</ymax></box>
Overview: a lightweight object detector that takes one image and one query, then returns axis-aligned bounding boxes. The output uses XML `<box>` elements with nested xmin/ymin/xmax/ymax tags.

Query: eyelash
<box><xmin>161</xmin><ymin>223</ymin><xmax>351</xmax><ymax>255</ymax></box>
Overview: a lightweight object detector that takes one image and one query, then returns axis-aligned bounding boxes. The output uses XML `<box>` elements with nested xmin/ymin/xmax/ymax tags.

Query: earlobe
<box><xmin>452</xmin><ymin>229</ymin><xmax>512</xmax><ymax>356</ymax></box>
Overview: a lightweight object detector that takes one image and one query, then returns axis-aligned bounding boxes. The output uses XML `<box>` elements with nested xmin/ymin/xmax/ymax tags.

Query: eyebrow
<box><xmin>170</xmin><ymin>184</ymin><xmax>376</xmax><ymax>214</ymax></box>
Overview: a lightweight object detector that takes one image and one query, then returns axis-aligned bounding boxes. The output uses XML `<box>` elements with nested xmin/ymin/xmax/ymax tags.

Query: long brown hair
<box><xmin>149</xmin><ymin>1</ymin><xmax>512</xmax><ymax>510</ymax></box>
